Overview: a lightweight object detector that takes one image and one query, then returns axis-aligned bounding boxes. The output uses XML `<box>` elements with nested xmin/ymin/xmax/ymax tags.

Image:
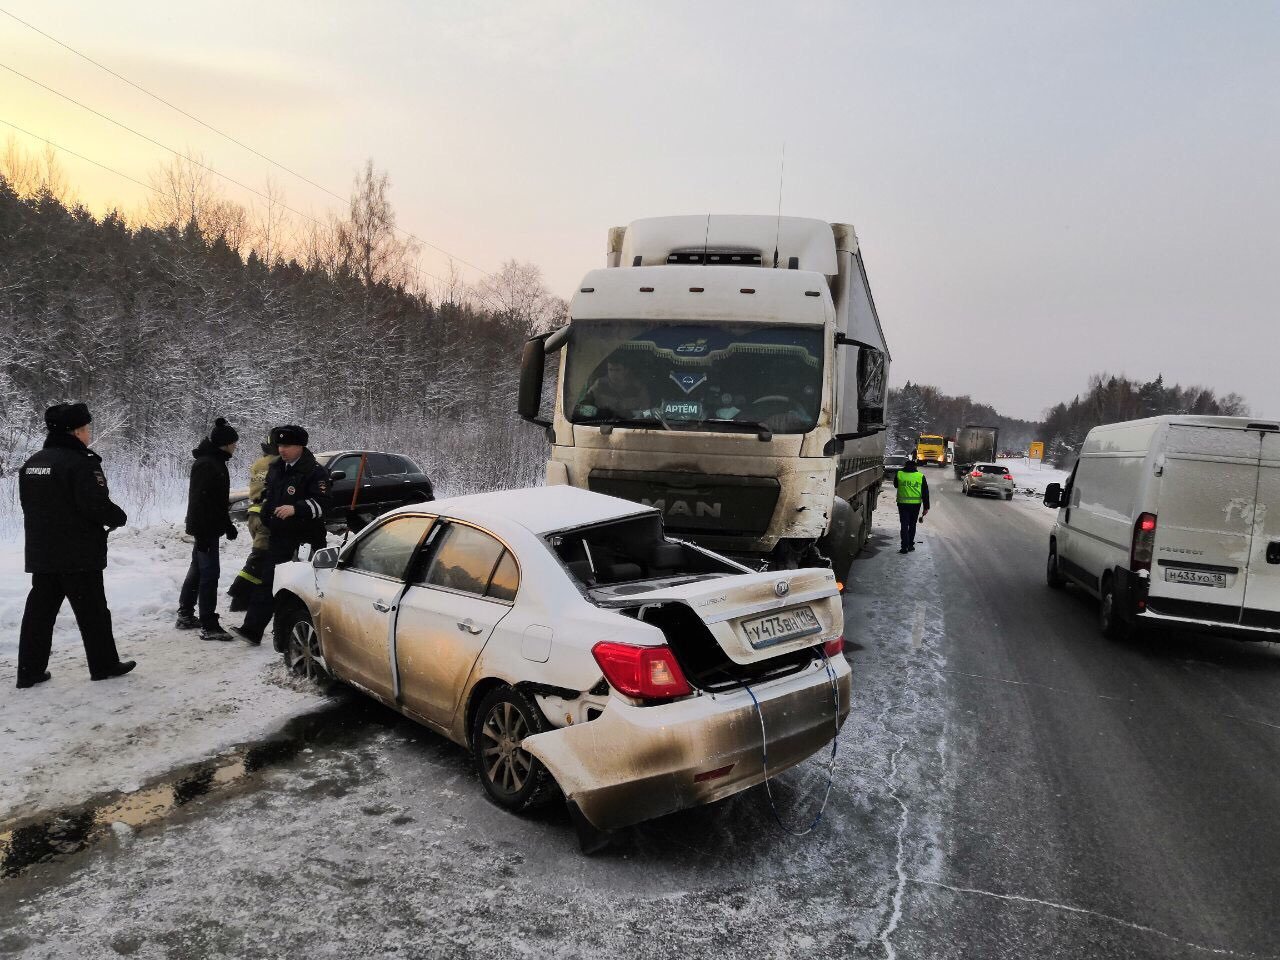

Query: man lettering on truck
<box><xmin>894</xmin><ymin>458</ymin><xmax>930</xmax><ymax>554</ymax></box>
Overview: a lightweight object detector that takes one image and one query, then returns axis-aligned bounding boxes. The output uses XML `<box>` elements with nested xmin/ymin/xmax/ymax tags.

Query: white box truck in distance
<box><xmin>517</xmin><ymin>215</ymin><xmax>891</xmax><ymax>582</ymax></box>
<box><xmin>1042</xmin><ymin>415</ymin><xmax>1280</xmax><ymax>640</ymax></box>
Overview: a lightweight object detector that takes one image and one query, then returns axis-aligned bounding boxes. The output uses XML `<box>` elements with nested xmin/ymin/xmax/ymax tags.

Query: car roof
<box><xmin>421</xmin><ymin>486</ymin><xmax>657</xmax><ymax>537</ymax></box>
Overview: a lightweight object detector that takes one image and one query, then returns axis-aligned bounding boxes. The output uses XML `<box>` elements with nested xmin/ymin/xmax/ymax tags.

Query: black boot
<box><xmin>91</xmin><ymin>660</ymin><xmax>137</xmax><ymax>681</ymax></box>
<box><xmin>16</xmin><ymin>671</ymin><xmax>52</xmax><ymax>689</ymax></box>
<box><xmin>176</xmin><ymin>612</ymin><xmax>200</xmax><ymax>630</ymax></box>
<box><xmin>201</xmin><ymin>623</ymin><xmax>235</xmax><ymax>642</ymax></box>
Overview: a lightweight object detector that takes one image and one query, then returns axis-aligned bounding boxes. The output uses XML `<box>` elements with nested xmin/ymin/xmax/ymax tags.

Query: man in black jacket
<box><xmin>17</xmin><ymin>403</ymin><xmax>135</xmax><ymax>688</ymax></box>
<box><xmin>176</xmin><ymin>417</ymin><xmax>239</xmax><ymax>641</ymax></box>
<box><xmin>232</xmin><ymin>425</ymin><xmax>331</xmax><ymax>645</ymax></box>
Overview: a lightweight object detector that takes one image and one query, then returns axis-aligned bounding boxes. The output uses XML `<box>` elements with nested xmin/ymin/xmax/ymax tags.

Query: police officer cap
<box><xmin>45</xmin><ymin>402</ymin><xmax>92</xmax><ymax>432</ymax></box>
<box><xmin>271</xmin><ymin>424</ymin><xmax>309</xmax><ymax>447</ymax></box>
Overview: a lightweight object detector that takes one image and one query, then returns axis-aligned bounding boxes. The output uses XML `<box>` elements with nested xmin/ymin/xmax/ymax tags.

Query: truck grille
<box><xmin>587</xmin><ymin>469</ymin><xmax>780</xmax><ymax>537</ymax></box>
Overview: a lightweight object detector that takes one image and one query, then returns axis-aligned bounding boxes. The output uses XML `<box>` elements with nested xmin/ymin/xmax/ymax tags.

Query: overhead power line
<box><xmin>0</xmin><ymin>4</ymin><xmax>496</xmax><ymax>280</ymax></box>
<box><xmin>0</xmin><ymin>115</ymin><xmax>462</xmax><ymax>291</ymax></box>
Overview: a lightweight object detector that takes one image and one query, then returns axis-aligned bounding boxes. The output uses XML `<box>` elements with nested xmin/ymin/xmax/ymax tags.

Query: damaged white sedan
<box><xmin>271</xmin><ymin>485</ymin><xmax>850</xmax><ymax>846</ymax></box>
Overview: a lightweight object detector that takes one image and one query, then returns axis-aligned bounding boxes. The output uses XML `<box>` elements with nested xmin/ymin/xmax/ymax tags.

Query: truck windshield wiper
<box><xmin>694</xmin><ymin>418</ymin><xmax>774</xmax><ymax>441</ymax></box>
<box><xmin>574</xmin><ymin>415</ymin><xmax>668</xmax><ymax>431</ymax></box>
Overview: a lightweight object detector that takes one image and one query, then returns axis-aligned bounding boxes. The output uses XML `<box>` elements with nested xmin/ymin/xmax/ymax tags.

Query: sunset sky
<box><xmin>3</xmin><ymin>1</ymin><xmax>1277</xmax><ymax>420</ymax></box>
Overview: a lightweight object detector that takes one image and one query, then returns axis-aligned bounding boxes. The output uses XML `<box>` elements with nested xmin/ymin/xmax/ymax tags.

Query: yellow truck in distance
<box><xmin>916</xmin><ymin>434</ymin><xmax>946</xmax><ymax>467</ymax></box>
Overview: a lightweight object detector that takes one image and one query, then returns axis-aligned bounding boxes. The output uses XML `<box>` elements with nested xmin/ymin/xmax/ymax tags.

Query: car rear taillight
<box><xmin>1131</xmin><ymin>512</ymin><xmax>1157</xmax><ymax>572</ymax></box>
<box><xmin>970</xmin><ymin>471</ymin><xmax>982</xmax><ymax>478</ymax></box>
<box><xmin>1003</xmin><ymin>474</ymin><xmax>1013</xmax><ymax>481</ymax></box>
<box><xmin>823</xmin><ymin>635</ymin><xmax>845</xmax><ymax>657</ymax></box>
<box><xmin>591</xmin><ymin>642</ymin><xmax>691</xmax><ymax>699</ymax></box>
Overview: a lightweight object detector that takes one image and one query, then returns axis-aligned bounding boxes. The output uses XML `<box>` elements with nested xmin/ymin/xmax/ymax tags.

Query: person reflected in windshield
<box><xmin>580</xmin><ymin>357</ymin><xmax>652</xmax><ymax>418</ymax></box>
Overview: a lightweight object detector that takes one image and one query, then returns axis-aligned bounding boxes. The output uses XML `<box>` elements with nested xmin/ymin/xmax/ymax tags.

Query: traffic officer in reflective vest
<box><xmin>232</xmin><ymin>425</ymin><xmax>331</xmax><ymax>645</ymax></box>
<box><xmin>16</xmin><ymin>402</ymin><xmax>136</xmax><ymax>687</ymax></box>
<box><xmin>893</xmin><ymin>458</ymin><xmax>930</xmax><ymax>554</ymax></box>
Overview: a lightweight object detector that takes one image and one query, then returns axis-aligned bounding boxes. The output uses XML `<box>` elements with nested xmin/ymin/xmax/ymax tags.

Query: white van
<box><xmin>1042</xmin><ymin>415</ymin><xmax>1280</xmax><ymax>640</ymax></box>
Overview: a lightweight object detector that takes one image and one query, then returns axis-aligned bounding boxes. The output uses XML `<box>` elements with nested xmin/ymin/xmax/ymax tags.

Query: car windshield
<box><xmin>563</xmin><ymin>320</ymin><xmax>824</xmax><ymax>435</ymax></box>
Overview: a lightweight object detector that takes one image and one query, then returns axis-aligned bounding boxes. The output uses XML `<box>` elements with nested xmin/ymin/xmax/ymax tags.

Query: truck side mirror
<box><xmin>518</xmin><ymin>338</ymin><xmax>548</xmax><ymax>426</ymax></box>
<box><xmin>824</xmin><ymin>426</ymin><xmax>886</xmax><ymax>457</ymax></box>
<box><xmin>1043</xmin><ymin>482</ymin><xmax>1063</xmax><ymax>509</ymax></box>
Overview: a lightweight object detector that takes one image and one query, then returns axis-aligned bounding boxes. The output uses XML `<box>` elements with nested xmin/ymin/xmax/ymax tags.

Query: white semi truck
<box><xmin>518</xmin><ymin>215</ymin><xmax>890</xmax><ymax>582</ymax></box>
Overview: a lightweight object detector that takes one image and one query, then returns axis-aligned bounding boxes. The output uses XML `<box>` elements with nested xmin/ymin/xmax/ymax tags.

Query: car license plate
<box><xmin>742</xmin><ymin>606</ymin><xmax>822</xmax><ymax>649</ymax></box>
<box><xmin>1165</xmin><ymin>568</ymin><xmax>1227</xmax><ymax>588</ymax></box>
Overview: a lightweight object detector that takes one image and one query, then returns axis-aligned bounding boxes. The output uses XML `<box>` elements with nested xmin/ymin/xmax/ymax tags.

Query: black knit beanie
<box><xmin>210</xmin><ymin>417</ymin><xmax>240</xmax><ymax>446</ymax></box>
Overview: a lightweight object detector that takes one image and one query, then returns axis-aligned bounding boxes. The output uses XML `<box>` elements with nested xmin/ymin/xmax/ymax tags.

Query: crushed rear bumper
<box><xmin>522</xmin><ymin>657</ymin><xmax>852</xmax><ymax>831</ymax></box>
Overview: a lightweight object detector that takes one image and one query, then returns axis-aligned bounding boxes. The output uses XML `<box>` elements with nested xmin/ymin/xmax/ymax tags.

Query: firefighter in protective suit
<box><xmin>227</xmin><ymin>432</ymin><xmax>278</xmax><ymax>612</ymax></box>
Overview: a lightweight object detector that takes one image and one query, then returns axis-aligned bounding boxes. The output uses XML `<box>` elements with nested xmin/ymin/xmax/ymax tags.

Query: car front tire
<box><xmin>277</xmin><ymin>603</ymin><xmax>329</xmax><ymax>682</ymax></box>
<box><xmin>471</xmin><ymin>686</ymin><xmax>557</xmax><ymax>813</ymax></box>
<box><xmin>1046</xmin><ymin>545</ymin><xmax>1066</xmax><ymax>589</ymax></box>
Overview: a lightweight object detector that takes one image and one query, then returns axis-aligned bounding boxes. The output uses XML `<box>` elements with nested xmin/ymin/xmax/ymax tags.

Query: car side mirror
<box><xmin>329</xmin><ymin>470</ymin><xmax>346</xmax><ymax>481</ymax></box>
<box><xmin>1043</xmin><ymin>482</ymin><xmax>1063</xmax><ymax>509</ymax></box>
<box><xmin>312</xmin><ymin>547</ymin><xmax>339</xmax><ymax>569</ymax></box>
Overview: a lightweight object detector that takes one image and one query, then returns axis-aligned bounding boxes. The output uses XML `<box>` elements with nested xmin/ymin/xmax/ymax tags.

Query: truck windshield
<box><xmin>564</xmin><ymin>321</ymin><xmax>824</xmax><ymax>434</ymax></box>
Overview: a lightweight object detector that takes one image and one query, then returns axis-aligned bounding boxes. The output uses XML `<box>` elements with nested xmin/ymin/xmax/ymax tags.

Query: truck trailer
<box><xmin>518</xmin><ymin>215</ymin><xmax>891</xmax><ymax>582</ymax></box>
<box><xmin>953</xmin><ymin>424</ymin><xmax>1000</xmax><ymax>478</ymax></box>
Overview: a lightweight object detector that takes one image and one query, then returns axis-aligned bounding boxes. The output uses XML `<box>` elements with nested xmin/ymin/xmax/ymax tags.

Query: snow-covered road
<box><xmin>0</xmin><ymin>525</ymin><xmax>331</xmax><ymax>820</ymax></box>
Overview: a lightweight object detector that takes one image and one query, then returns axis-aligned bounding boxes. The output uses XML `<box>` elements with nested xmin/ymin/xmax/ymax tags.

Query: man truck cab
<box><xmin>1043</xmin><ymin>416</ymin><xmax>1280</xmax><ymax>640</ymax></box>
<box><xmin>518</xmin><ymin>215</ymin><xmax>890</xmax><ymax>581</ymax></box>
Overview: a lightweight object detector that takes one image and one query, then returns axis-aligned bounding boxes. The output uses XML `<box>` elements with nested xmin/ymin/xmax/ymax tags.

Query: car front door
<box><xmin>321</xmin><ymin>515</ymin><xmax>435</xmax><ymax>700</ymax></box>
<box><xmin>394</xmin><ymin>522</ymin><xmax>519</xmax><ymax>729</ymax></box>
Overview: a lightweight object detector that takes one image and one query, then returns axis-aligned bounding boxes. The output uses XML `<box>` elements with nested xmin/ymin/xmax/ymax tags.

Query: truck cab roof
<box><xmin>570</xmin><ymin>265</ymin><xmax>832</xmax><ymax>326</ymax></box>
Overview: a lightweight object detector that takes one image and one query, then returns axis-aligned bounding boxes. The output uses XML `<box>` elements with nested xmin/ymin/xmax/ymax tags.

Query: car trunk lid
<box><xmin>592</xmin><ymin>567</ymin><xmax>842</xmax><ymax>667</ymax></box>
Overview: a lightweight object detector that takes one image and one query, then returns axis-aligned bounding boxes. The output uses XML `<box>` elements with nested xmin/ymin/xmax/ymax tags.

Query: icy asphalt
<box><xmin>3</xmin><ymin>477</ymin><xmax>1279</xmax><ymax>959</ymax></box>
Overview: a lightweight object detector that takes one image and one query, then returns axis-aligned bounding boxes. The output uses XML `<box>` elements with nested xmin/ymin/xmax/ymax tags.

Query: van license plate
<box><xmin>743</xmin><ymin>606</ymin><xmax>822</xmax><ymax>649</ymax></box>
<box><xmin>1165</xmin><ymin>569</ymin><xmax>1226</xmax><ymax>588</ymax></box>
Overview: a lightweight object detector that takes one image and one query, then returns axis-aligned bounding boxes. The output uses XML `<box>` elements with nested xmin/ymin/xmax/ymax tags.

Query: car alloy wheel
<box><xmin>471</xmin><ymin>686</ymin><xmax>555</xmax><ymax>813</ymax></box>
<box><xmin>285</xmin><ymin>617</ymin><xmax>328</xmax><ymax>681</ymax></box>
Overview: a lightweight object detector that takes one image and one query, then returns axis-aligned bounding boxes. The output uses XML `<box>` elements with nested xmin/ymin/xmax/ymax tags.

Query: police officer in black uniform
<box><xmin>232</xmin><ymin>425</ymin><xmax>331</xmax><ymax>645</ymax></box>
<box><xmin>16</xmin><ymin>403</ymin><xmax>136</xmax><ymax>688</ymax></box>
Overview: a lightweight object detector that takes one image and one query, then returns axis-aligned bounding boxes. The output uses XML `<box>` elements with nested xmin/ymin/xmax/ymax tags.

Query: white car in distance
<box><xmin>272</xmin><ymin>485</ymin><xmax>851</xmax><ymax>849</ymax></box>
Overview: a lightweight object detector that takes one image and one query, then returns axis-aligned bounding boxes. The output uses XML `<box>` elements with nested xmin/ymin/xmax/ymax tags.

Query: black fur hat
<box><xmin>271</xmin><ymin>424</ymin><xmax>309</xmax><ymax>447</ymax></box>
<box><xmin>45</xmin><ymin>402</ymin><xmax>92</xmax><ymax>432</ymax></box>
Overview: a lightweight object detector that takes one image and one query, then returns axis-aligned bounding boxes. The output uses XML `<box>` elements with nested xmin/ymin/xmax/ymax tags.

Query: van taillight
<box><xmin>592</xmin><ymin>642</ymin><xmax>691</xmax><ymax>700</ymax></box>
<box><xmin>1131</xmin><ymin>513</ymin><xmax>1157</xmax><ymax>572</ymax></box>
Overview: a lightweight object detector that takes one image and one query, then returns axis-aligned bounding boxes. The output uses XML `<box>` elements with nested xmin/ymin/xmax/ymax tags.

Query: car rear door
<box><xmin>322</xmin><ymin>515</ymin><xmax>435</xmax><ymax>699</ymax></box>
<box><xmin>1148</xmin><ymin>424</ymin><xmax>1261</xmax><ymax>619</ymax></box>
<box><xmin>1241</xmin><ymin>427</ymin><xmax>1280</xmax><ymax>629</ymax></box>
<box><xmin>394</xmin><ymin>522</ymin><xmax>518</xmax><ymax>729</ymax></box>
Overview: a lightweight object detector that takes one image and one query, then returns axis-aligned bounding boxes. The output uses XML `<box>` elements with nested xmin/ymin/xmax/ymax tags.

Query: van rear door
<box><xmin>1148</xmin><ymin>424</ymin><xmax>1260</xmax><ymax>620</ymax></box>
<box><xmin>1241</xmin><ymin>429</ymin><xmax>1280</xmax><ymax>629</ymax></box>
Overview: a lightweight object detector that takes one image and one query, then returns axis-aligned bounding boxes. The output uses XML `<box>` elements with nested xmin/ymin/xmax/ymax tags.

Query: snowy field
<box><xmin>0</xmin><ymin>525</ymin><xmax>332</xmax><ymax>821</ymax></box>
<box><xmin>996</xmin><ymin>457</ymin><xmax>1070</xmax><ymax>497</ymax></box>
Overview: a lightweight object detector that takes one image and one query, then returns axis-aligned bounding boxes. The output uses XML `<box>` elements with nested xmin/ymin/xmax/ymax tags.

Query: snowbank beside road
<box><xmin>998</xmin><ymin>458</ymin><xmax>1070</xmax><ymax>497</ymax></box>
<box><xmin>0</xmin><ymin>525</ymin><xmax>331</xmax><ymax>821</ymax></box>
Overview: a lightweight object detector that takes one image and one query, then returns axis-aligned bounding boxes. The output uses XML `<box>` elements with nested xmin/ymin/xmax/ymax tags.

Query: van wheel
<box><xmin>1046</xmin><ymin>546</ymin><xmax>1066</xmax><ymax>589</ymax></box>
<box><xmin>471</xmin><ymin>686</ymin><xmax>557</xmax><ymax>813</ymax></box>
<box><xmin>1099</xmin><ymin>576</ymin><xmax>1133</xmax><ymax>641</ymax></box>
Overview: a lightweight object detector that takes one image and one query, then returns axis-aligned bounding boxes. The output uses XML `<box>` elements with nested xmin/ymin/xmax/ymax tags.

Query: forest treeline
<box><xmin>887</xmin><ymin>374</ymin><xmax>1247</xmax><ymax>467</ymax></box>
<box><xmin>0</xmin><ymin>149</ymin><xmax>565</xmax><ymax>513</ymax></box>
